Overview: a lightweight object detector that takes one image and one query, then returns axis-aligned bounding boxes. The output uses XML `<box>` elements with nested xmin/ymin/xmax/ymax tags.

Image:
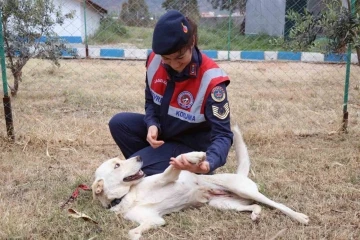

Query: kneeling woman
<box><xmin>109</xmin><ymin>10</ymin><xmax>233</xmax><ymax>176</ymax></box>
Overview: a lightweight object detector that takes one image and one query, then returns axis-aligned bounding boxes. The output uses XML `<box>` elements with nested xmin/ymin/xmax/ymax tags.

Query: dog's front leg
<box><xmin>157</xmin><ymin>164</ymin><xmax>181</xmax><ymax>184</ymax></box>
<box><xmin>158</xmin><ymin>152</ymin><xmax>206</xmax><ymax>185</ymax></box>
<box><xmin>127</xmin><ymin>210</ymin><xmax>165</xmax><ymax>240</ymax></box>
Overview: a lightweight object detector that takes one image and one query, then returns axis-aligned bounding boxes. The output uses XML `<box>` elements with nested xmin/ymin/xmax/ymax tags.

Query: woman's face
<box><xmin>161</xmin><ymin>47</ymin><xmax>192</xmax><ymax>73</ymax></box>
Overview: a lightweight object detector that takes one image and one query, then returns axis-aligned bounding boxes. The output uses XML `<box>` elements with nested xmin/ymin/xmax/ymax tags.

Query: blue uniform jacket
<box><xmin>144</xmin><ymin>47</ymin><xmax>233</xmax><ymax>172</ymax></box>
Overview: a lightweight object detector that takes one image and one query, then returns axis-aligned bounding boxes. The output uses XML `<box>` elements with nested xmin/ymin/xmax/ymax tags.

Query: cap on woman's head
<box><xmin>152</xmin><ymin>10</ymin><xmax>191</xmax><ymax>55</ymax></box>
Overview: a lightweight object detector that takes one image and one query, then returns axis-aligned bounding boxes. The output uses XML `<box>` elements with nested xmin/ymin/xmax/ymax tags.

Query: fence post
<box><xmin>0</xmin><ymin>9</ymin><xmax>15</xmax><ymax>140</ymax></box>
<box><xmin>342</xmin><ymin>0</ymin><xmax>356</xmax><ymax>132</ymax></box>
<box><xmin>83</xmin><ymin>0</ymin><xmax>89</xmax><ymax>58</ymax></box>
<box><xmin>227</xmin><ymin>0</ymin><xmax>232</xmax><ymax>60</ymax></box>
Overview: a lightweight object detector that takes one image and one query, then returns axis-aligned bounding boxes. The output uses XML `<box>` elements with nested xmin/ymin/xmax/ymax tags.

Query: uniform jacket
<box><xmin>144</xmin><ymin>47</ymin><xmax>233</xmax><ymax>172</ymax></box>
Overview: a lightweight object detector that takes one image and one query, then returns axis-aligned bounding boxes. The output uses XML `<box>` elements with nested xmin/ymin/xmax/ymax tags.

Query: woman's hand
<box><xmin>147</xmin><ymin>125</ymin><xmax>164</xmax><ymax>148</ymax></box>
<box><xmin>170</xmin><ymin>154</ymin><xmax>210</xmax><ymax>174</ymax></box>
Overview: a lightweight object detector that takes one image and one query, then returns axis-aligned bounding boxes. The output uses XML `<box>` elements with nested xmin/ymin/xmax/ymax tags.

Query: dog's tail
<box><xmin>232</xmin><ymin>124</ymin><xmax>250</xmax><ymax>176</ymax></box>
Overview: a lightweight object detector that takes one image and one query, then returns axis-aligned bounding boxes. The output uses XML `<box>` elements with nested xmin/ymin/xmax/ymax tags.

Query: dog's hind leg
<box><xmin>209</xmin><ymin>196</ymin><xmax>262</xmax><ymax>221</ymax></box>
<box><xmin>204</xmin><ymin>175</ymin><xmax>309</xmax><ymax>224</ymax></box>
<box><xmin>228</xmin><ymin>183</ymin><xmax>309</xmax><ymax>224</ymax></box>
<box><xmin>247</xmin><ymin>191</ymin><xmax>309</xmax><ymax>224</ymax></box>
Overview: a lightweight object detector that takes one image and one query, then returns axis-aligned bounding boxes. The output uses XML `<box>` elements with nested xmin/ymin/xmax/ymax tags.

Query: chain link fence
<box><xmin>1</xmin><ymin>0</ymin><xmax>360</xmax><ymax>143</ymax></box>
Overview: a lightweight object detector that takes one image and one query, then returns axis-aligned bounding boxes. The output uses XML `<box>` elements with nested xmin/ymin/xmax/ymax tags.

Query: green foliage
<box><xmin>286</xmin><ymin>9</ymin><xmax>319</xmax><ymax>51</ymax></box>
<box><xmin>162</xmin><ymin>0</ymin><xmax>200</xmax><ymax>23</ymax></box>
<box><xmin>89</xmin><ymin>24</ymin><xmax>280</xmax><ymax>51</ymax></box>
<box><xmin>120</xmin><ymin>0</ymin><xmax>150</xmax><ymax>27</ymax></box>
<box><xmin>101</xmin><ymin>16</ymin><xmax>128</xmax><ymax>36</ymax></box>
<box><xmin>1</xmin><ymin>0</ymin><xmax>75</xmax><ymax>96</ymax></box>
<box><xmin>198</xmin><ymin>28</ymin><xmax>281</xmax><ymax>51</ymax></box>
<box><xmin>207</xmin><ymin>0</ymin><xmax>247</xmax><ymax>34</ymax></box>
<box><xmin>207</xmin><ymin>0</ymin><xmax>247</xmax><ymax>13</ymax></box>
<box><xmin>89</xmin><ymin>16</ymin><xmax>128</xmax><ymax>44</ymax></box>
<box><xmin>286</xmin><ymin>0</ymin><xmax>360</xmax><ymax>54</ymax></box>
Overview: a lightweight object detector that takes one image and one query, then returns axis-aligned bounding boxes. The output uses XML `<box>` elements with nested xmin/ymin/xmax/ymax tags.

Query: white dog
<box><xmin>92</xmin><ymin>125</ymin><xmax>309</xmax><ymax>240</ymax></box>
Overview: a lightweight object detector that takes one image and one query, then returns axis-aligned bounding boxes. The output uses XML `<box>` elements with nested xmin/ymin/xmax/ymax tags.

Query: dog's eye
<box><xmin>114</xmin><ymin>163</ymin><xmax>120</xmax><ymax>169</ymax></box>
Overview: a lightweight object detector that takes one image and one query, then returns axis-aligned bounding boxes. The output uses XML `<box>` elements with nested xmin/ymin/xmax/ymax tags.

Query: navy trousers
<box><xmin>108</xmin><ymin>112</ymin><xmax>196</xmax><ymax>176</ymax></box>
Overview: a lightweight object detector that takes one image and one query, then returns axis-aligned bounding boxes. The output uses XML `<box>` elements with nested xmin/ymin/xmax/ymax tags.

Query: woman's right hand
<box><xmin>147</xmin><ymin>125</ymin><xmax>164</xmax><ymax>148</ymax></box>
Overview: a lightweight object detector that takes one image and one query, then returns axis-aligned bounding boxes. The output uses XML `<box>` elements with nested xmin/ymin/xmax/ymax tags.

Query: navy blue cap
<box><xmin>152</xmin><ymin>10</ymin><xmax>191</xmax><ymax>55</ymax></box>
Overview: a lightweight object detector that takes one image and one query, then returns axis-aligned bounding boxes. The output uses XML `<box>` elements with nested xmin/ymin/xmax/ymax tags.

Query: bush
<box><xmin>89</xmin><ymin>16</ymin><xmax>128</xmax><ymax>44</ymax></box>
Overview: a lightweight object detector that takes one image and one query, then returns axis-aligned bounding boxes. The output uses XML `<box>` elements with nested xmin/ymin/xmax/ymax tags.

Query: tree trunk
<box><xmin>10</xmin><ymin>71</ymin><xmax>22</xmax><ymax>97</ymax></box>
<box><xmin>356</xmin><ymin>46</ymin><xmax>360</xmax><ymax>66</ymax></box>
<box><xmin>239</xmin><ymin>16</ymin><xmax>246</xmax><ymax>35</ymax></box>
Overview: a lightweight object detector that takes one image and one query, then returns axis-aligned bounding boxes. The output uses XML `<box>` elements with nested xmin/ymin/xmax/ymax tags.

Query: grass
<box><xmin>88</xmin><ymin>24</ymin><xmax>285</xmax><ymax>51</ymax></box>
<box><xmin>86</xmin><ymin>19</ymin><xmax>360</xmax><ymax>56</ymax></box>
<box><xmin>0</xmin><ymin>58</ymin><xmax>360</xmax><ymax>239</ymax></box>
<box><xmin>87</xmin><ymin>23</ymin><xmax>360</xmax><ymax>55</ymax></box>
<box><xmin>88</xmin><ymin>25</ymin><xmax>154</xmax><ymax>49</ymax></box>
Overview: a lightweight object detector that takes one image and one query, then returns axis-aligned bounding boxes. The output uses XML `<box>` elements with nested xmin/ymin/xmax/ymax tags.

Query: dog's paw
<box><xmin>250</xmin><ymin>204</ymin><xmax>262</xmax><ymax>222</ymax></box>
<box><xmin>129</xmin><ymin>229</ymin><xmax>142</xmax><ymax>240</ymax></box>
<box><xmin>251</xmin><ymin>211</ymin><xmax>261</xmax><ymax>222</ymax></box>
<box><xmin>195</xmin><ymin>187</ymin><xmax>211</xmax><ymax>203</ymax></box>
<box><xmin>293</xmin><ymin>212</ymin><xmax>310</xmax><ymax>225</ymax></box>
<box><xmin>184</xmin><ymin>151</ymin><xmax>206</xmax><ymax>164</ymax></box>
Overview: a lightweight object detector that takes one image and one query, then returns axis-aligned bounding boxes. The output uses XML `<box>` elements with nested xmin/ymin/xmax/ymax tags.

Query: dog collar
<box><xmin>107</xmin><ymin>197</ymin><xmax>124</xmax><ymax>209</ymax></box>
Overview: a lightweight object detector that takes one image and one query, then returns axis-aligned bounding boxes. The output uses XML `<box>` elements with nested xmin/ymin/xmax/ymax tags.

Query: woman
<box><xmin>109</xmin><ymin>10</ymin><xmax>233</xmax><ymax>176</ymax></box>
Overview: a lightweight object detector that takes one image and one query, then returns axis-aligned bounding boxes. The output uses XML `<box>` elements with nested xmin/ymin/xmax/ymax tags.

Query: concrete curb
<box><xmin>63</xmin><ymin>47</ymin><xmax>359</xmax><ymax>64</ymax></box>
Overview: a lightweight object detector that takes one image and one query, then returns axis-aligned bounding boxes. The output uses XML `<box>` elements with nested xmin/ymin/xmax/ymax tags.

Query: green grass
<box><xmin>88</xmin><ymin>24</ymin><xmax>360</xmax><ymax>54</ymax></box>
<box><xmin>88</xmin><ymin>25</ymin><xmax>153</xmax><ymax>48</ymax></box>
<box><xmin>198</xmin><ymin>29</ymin><xmax>283</xmax><ymax>51</ymax></box>
<box><xmin>88</xmin><ymin>24</ymin><xmax>284</xmax><ymax>51</ymax></box>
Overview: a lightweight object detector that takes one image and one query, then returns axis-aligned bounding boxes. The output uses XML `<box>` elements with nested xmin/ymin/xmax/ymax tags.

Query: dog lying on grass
<box><xmin>92</xmin><ymin>125</ymin><xmax>309</xmax><ymax>240</ymax></box>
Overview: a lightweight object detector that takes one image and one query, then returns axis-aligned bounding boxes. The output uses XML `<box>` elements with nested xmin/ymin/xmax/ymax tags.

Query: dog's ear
<box><xmin>91</xmin><ymin>179</ymin><xmax>104</xmax><ymax>199</ymax></box>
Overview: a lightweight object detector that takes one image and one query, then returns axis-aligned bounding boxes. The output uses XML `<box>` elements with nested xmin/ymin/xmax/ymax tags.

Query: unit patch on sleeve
<box><xmin>212</xmin><ymin>102</ymin><xmax>230</xmax><ymax>119</ymax></box>
<box><xmin>211</xmin><ymin>86</ymin><xmax>226</xmax><ymax>102</ymax></box>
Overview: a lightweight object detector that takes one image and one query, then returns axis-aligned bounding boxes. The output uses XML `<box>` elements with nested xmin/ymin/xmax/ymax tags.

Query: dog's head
<box><xmin>92</xmin><ymin>155</ymin><xmax>145</xmax><ymax>208</ymax></box>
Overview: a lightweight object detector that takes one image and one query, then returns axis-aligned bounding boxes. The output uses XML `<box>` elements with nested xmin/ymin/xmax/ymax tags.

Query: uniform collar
<box><xmin>164</xmin><ymin>46</ymin><xmax>202</xmax><ymax>82</ymax></box>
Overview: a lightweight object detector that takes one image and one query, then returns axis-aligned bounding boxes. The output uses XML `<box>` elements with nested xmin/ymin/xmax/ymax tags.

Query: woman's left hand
<box><xmin>170</xmin><ymin>155</ymin><xmax>210</xmax><ymax>174</ymax></box>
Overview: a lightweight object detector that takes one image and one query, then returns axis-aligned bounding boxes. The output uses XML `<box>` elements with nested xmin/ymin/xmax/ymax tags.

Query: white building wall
<box><xmin>83</xmin><ymin>4</ymin><xmax>102</xmax><ymax>37</ymax></box>
<box><xmin>53</xmin><ymin>0</ymin><xmax>82</xmax><ymax>38</ymax></box>
<box><xmin>245</xmin><ymin>0</ymin><xmax>286</xmax><ymax>37</ymax></box>
<box><xmin>53</xmin><ymin>0</ymin><xmax>103</xmax><ymax>43</ymax></box>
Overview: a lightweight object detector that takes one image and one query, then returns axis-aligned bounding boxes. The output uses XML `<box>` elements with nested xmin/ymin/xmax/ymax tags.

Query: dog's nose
<box><xmin>136</xmin><ymin>156</ymin><xmax>142</xmax><ymax>162</ymax></box>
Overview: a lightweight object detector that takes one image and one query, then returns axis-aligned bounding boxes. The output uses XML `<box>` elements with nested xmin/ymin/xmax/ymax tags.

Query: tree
<box><xmin>120</xmin><ymin>0</ymin><xmax>150</xmax><ymax>27</ymax></box>
<box><xmin>1</xmin><ymin>0</ymin><xmax>75</xmax><ymax>96</ymax></box>
<box><xmin>286</xmin><ymin>0</ymin><xmax>360</xmax><ymax>65</ymax></box>
<box><xmin>207</xmin><ymin>0</ymin><xmax>247</xmax><ymax>34</ymax></box>
<box><xmin>207</xmin><ymin>0</ymin><xmax>247</xmax><ymax>14</ymax></box>
<box><xmin>162</xmin><ymin>0</ymin><xmax>200</xmax><ymax>23</ymax></box>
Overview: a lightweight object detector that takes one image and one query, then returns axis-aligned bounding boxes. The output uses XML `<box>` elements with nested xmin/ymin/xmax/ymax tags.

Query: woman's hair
<box><xmin>185</xmin><ymin>17</ymin><xmax>198</xmax><ymax>47</ymax></box>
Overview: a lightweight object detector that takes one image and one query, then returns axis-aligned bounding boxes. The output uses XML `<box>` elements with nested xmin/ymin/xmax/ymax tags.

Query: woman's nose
<box><xmin>170</xmin><ymin>61</ymin><xmax>181</xmax><ymax>69</ymax></box>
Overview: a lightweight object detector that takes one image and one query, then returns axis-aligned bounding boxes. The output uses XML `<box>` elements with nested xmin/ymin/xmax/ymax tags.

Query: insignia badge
<box><xmin>177</xmin><ymin>91</ymin><xmax>194</xmax><ymax>109</ymax></box>
<box><xmin>181</xmin><ymin>22</ymin><xmax>188</xmax><ymax>33</ymax></box>
<box><xmin>211</xmin><ymin>86</ymin><xmax>226</xmax><ymax>102</ymax></box>
<box><xmin>190</xmin><ymin>63</ymin><xmax>196</xmax><ymax>76</ymax></box>
<box><xmin>212</xmin><ymin>102</ymin><xmax>230</xmax><ymax>119</ymax></box>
